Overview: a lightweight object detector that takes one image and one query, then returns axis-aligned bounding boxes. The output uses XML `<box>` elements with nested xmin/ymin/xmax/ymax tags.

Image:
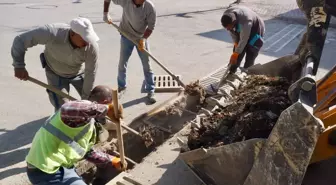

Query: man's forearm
<box><xmin>82</xmin><ymin>72</ymin><xmax>95</xmax><ymax>100</ymax></box>
<box><xmin>143</xmin><ymin>29</ymin><xmax>153</xmax><ymax>39</ymax></box>
<box><xmin>104</xmin><ymin>0</ymin><xmax>111</xmax><ymax>12</ymax></box>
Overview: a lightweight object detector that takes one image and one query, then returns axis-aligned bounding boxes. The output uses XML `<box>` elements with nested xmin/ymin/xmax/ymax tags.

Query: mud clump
<box><xmin>185</xmin><ymin>80</ymin><xmax>206</xmax><ymax>105</ymax></box>
<box><xmin>187</xmin><ymin>75</ymin><xmax>292</xmax><ymax>150</ymax></box>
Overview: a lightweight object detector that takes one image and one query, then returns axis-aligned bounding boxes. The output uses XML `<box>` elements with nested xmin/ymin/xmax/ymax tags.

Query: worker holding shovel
<box><xmin>25</xmin><ymin>85</ymin><xmax>126</xmax><ymax>185</ymax></box>
<box><xmin>221</xmin><ymin>5</ymin><xmax>265</xmax><ymax>73</ymax></box>
<box><xmin>103</xmin><ymin>0</ymin><xmax>157</xmax><ymax>104</ymax></box>
<box><xmin>11</xmin><ymin>17</ymin><xmax>99</xmax><ymax>111</ymax></box>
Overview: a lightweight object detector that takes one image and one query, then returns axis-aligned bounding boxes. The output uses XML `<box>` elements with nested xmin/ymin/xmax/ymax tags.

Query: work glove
<box><xmin>107</xmin><ymin>103</ymin><xmax>124</xmax><ymax>123</ymax></box>
<box><xmin>14</xmin><ymin>68</ymin><xmax>29</xmax><ymax>81</ymax></box>
<box><xmin>229</xmin><ymin>52</ymin><xmax>239</xmax><ymax>65</ymax></box>
<box><xmin>103</xmin><ymin>12</ymin><xmax>112</xmax><ymax>24</ymax></box>
<box><xmin>138</xmin><ymin>38</ymin><xmax>145</xmax><ymax>51</ymax></box>
<box><xmin>109</xmin><ymin>155</ymin><xmax>127</xmax><ymax>171</ymax></box>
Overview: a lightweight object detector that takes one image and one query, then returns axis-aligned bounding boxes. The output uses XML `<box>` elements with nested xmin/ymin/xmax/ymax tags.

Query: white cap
<box><xmin>70</xmin><ymin>17</ymin><xmax>99</xmax><ymax>44</ymax></box>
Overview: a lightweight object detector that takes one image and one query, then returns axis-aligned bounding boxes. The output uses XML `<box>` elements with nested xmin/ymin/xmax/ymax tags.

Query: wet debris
<box><xmin>187</xmin><ymin>75</ymin><xmax>292</xmax><ymax>150</ymax></box>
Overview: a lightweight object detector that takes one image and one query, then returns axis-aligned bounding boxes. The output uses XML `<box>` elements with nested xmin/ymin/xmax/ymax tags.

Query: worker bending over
<box><xmin>103</xmin><ymin>0</ymin><xmax>157</xmax><ymax>104</ymax></box>
<box><xmin>11</xmin><ymin>17</ymin><xmax>99</xmax><ymax>111</ymax></box>
<box><xmin>26</xmin><ymin>85</ymin><xmax>124</xmax><ymax>185</ymax></box>
<box><xmin>221</xmin><ymin>5</ymin><xmax>265</xmax><ymax>73</ymax></box>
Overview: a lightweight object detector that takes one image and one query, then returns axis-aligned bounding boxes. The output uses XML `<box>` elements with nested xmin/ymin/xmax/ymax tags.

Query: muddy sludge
<box><xmin>187</xmin><ymin>75</ymin><xmax>292</xmax><ymax>150</ymax></box>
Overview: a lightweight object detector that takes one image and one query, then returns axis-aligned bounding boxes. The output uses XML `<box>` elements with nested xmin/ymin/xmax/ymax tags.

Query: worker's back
<box><xmin>225</xmin><ymin>5</ymin><xmax>265</xmax><ymax>36</ymax></box>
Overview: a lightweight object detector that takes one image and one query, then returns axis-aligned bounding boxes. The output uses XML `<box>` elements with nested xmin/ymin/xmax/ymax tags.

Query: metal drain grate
<box><xmin>107</xmin><ymin>172</ymin><xmax>144</xmax><ymax>185</ymax></box>
<box><xmin>154</xmin><ymin>75</ymin><xmax>183</xmax><ymax>92</ymax></box>
<box><xmin>199</xmin><ymin>66</ymin><xmax>245</xmax><ymax>94</ymax></box>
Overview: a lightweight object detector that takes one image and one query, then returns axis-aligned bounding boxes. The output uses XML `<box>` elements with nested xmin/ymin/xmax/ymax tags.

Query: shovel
<box><xmin>210</xmin><ymin>63</ymin><xmax>232</xmax><ymax>94</ymax></box>
<box><xmin>27</xmin><ymin>76</ymin><xmax>141</xmax><ymax>137</ymax></box>
<box><xmin>109</xmin><ymin>22</ymin><xmax>186</xmax><ymax>89</ymax></box>
<box><xmin>112</xmin><ymin>89</ymin><xmax>127</xmax><ymax>170</ymax></box>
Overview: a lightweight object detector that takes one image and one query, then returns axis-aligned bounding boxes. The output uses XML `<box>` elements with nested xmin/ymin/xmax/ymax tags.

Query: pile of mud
<box><xmin>185</xmin><ymin>80</ymin><xmax>206</xmax><ymax>105</ymax></box>
<box><xmin>187</xmin><ymin>75</ymin><xmax>292</xmax><ymax>150</ymax></box>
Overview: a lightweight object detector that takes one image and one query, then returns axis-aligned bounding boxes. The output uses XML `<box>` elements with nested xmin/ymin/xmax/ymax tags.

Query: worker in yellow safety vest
<box><xmin>25</xmin><ymin>85</ymin><xmax>124</xmax><ymax>185</ymax></box>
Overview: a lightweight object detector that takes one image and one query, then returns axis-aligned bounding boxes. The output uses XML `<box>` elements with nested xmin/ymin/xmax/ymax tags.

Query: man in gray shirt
<box><xmin>221</xmin><ymin>5</ymin><xmax>265</xmax><ymax>73</ymax></box>
<box><xmin>103</xmin><ymin>0</ymin><xmax>157</xmax><ymax>104</ymax></box>
<box><xmin>11</xmin><ymin>17</ymin><xmax>99</xmax><ymax>111</ymax></box>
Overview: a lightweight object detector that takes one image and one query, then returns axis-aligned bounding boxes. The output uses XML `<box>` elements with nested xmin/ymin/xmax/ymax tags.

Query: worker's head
<box><xmin>221</xmin><ymin>13</ymin><xmax>237</xmax><ymax>31</ymax></box>
<box><xmin>132</xmin><ymin>0</ymin><xmax>145</xmax><ymax>6</ymax></box>
<box><xmin>69</xmin><ymin>17</ymin><xmax>99</xmax><ymax>48</ymax></box>
<box><xmin>88</xmin><ymin>85</ymin><xmax>113</xmax><ymax>104</ymax></box>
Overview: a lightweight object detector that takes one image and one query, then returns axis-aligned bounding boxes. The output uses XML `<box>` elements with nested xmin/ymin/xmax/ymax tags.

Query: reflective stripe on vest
<box><xmin>42</xmin><ymin>117</ymin><xmax>94</xmax><ymax>157</ymax></box>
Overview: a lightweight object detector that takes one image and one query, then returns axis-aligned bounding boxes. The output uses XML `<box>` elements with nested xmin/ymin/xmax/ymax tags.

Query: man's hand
<box><xmin>107</xmin><ymin>103</ymin><xmax>124</xmax><ymax>123</ymax></box>
<box><xmin>230</xmin><ymin>52</ymin><xmax>239</xmax><ymax>65</ymax></box>
<box><xmin>14</xmin><ymin>68</ymin><xmax>29</xmax><ymax>81</ymax></box>
<box><xmin>109</xmin><ymin>155</ymin><xmax>127</xmax><ymax>171</ymax></box>
<box><xmin>138</xmin><ymin>39</ymin><xmax>145</xmax><ymax>51</ymax></box>
<box><xmin>103</xmin><ymin>12</ymin><xmax>112</xmax><ymax>24</ymax></box>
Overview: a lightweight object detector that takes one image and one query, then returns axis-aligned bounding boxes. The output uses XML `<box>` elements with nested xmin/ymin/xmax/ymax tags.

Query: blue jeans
<box><xmin>45</xmin><ymin>66</ymin><xmax>84</xmax><ymax>111</ymax></box>
<box><xmin>117</xmin><ymin>35</ymin><xmax>155</xmax><ymax>93</ymax></box>
<box><xmin>27</xmin><ymin>166</ymin><xmax>86</xmax><ymax>185</ymax></box>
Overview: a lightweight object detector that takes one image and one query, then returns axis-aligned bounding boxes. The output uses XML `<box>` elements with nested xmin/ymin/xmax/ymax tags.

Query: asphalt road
<box><xmin>0</xmin><ymin>0</ymin><xmax>335</xmax><ymax>184</ymax></box>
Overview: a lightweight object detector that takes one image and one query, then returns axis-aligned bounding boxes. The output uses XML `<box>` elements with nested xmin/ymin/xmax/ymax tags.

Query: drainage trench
<box><xmin>80</xmin><ymin>93</ymin><xmax>200</xmax><ymax>185</ymax></box>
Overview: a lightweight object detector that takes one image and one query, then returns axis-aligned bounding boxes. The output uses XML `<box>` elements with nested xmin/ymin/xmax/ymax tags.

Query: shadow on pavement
<box><xmin>0</xmin><ymin>117</ymin><xmax>47</xmax><ymax>159</ymax></box>
<box><xmin>0</xmin><ymin>167</ymin><xmax>26</xmax><ymax>181</ymax></box>
<box><xmin>122</xmin><ymin>97</ymin><xmax>148</xmax><ymax>108</ymax></box>
<box><xmin>0</xmin><ymin>117</ymin><xmax>47</xmax><ymax>181</ymax></box>
<box><xmin>0</xmin><ymin>148</ymin><xmax>30</xmax><ymax>169</ymax></box>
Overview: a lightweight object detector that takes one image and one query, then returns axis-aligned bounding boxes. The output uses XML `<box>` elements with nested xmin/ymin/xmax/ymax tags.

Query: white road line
<box><xmin>264</xmin><ymin>25</ymin><xmax>299</xmax><ymax>51</ymax></box>
<box><xmin>264</xmin><ymin>24</ymin><xmax>295</xmax><ymax>43</ymax></box>
<box><xmin>274</xmin><ymin>26</ymin><xmax>305</xmax><ymax>52</ymax></box>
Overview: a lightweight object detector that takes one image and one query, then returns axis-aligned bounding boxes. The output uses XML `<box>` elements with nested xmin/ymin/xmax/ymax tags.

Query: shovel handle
<box><xmin>28</xmin><ymin>76</ymin><xmax>140</xmax><ymax>135</ymax></box>
<box><xmin>112</xmin><ymin>90</ymin><xmax>127</xmax><ymax>170</ymax></box>
<box><xmin>110</xmin><ymin>23</ymin><xmax>186</xmax><ymax>88</ymax></box>
<box><xmin>28</xmin><ymin>77</ymin><xmax>76</xmax><ymax>101</ymax></box>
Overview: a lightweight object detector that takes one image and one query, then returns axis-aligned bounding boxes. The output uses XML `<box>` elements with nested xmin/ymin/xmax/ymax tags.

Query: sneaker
<box><xmin>118</xmin><ymin>86</ymin><xmax>127</xmax><ymax>93</ymax></box>
<box><xmin>147</xmin><ymin>92</ymin><xmax>156</xmax><ymax>104</ymax></box>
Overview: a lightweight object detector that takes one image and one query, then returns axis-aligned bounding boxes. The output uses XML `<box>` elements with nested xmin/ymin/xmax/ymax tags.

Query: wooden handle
<box><xmin>112</xmin><ymin>90</ymin><xmax>127</xmax><ymax>170</ymax></box>
<box><xmin>110</xmin><ymin>23</ymin><xmax>186</xmax><ymax>88</ymax></box>
<box><xmin>29</xmin><ymin>76</ymin><xmax>139</xmax><ymax>135</ymax></box>
<box><xmin>28</xmin><ymin>77</ymin><xmax>76</xmax><ymax>101</ymax></box>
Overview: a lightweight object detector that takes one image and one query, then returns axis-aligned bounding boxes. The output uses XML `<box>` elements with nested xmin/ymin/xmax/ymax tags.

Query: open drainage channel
<box><xmin>77</xmin><ymin>91</ymin><xmax>201</xmax><ymax>185</ymax></box>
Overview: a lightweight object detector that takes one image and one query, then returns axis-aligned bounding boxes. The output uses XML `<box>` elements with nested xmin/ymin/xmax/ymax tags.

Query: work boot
<box><xmin>147</xmin><ymin>92</ymin><xmax>156</xmax><ymax>104</ymax></box>
<box><xmin>118</xmin><ymin>86</ymin><xmax>126</xmax><ymax>93</ymax></box>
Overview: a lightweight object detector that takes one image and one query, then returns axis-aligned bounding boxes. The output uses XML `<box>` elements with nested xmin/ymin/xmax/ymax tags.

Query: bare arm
<box><xmin>104</xmin><ymin>0</ymin><xmax>111</xmax><ymax>12</ymax></box>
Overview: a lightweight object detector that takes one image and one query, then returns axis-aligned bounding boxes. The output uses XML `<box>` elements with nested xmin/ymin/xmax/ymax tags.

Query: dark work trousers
<box><xmin>230</xmin><ymin>44</ymin><xmax>262</xmax><ymax>73</ymax></box>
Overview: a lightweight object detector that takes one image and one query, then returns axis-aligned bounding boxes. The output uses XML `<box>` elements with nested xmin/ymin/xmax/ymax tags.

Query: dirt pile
<box><xmin>187</xmin><ymin>75</ymin><xmax>292</xmax><ymax>150</ymax></box>
<box><xmin>185</xmin><ymin>80</ymin><xmax>206</xmax><ymax>105</ymax></box>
